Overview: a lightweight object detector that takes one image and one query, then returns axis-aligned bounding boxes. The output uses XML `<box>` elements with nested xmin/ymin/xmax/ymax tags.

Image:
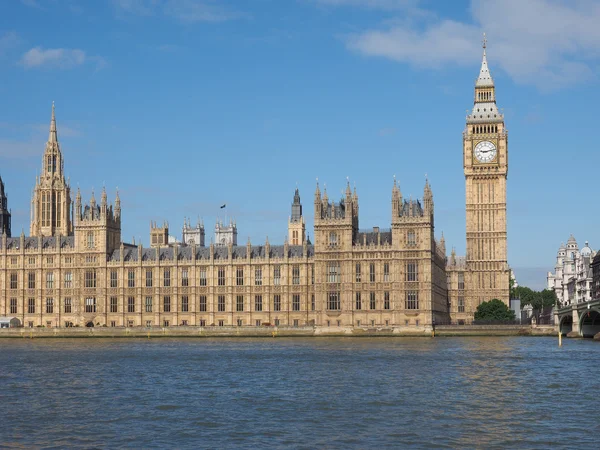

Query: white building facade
<box><xmin>547</xmin><ymin>235</ymin><xmax>595</xmax><ymax>306</ymax></box>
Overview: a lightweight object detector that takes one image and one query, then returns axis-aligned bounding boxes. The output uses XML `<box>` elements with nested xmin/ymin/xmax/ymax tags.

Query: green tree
<box><xmin>474</xmin><ymin>299</ymin><xmax>516</xmax><ymax>322</ymax></box>
<box><xmin>540</xmin><ymin>289</ymin><xmax>558</xmax><ymax>308</ymax></box>
<box><xmin>513</xmin><ymin>286</ymin><xmax>557</xmax><ymax>310</ymax></box>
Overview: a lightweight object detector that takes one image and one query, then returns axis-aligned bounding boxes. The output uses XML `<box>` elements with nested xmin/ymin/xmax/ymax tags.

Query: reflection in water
<box><xmin>0</xmin><ymin>337</ymin><xmax>598</xmax><ymax>449</ymax></box>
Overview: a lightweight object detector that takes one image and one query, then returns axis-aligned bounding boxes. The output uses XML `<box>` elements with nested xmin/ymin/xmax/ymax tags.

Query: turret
<box><xmin>289</xmin><ymin>187</ymin><xmax>305</xmax><ymax>245</ymax></box>
<box><xmin>423</xmin><ymin>177</ymin><xmax>433</xmax><ymax>216</ymax></box>
<box><xmin>115</xmin><ymin>189</ymin><xmax>121</xmax><ymax>220</ymax></box>
<box><xmin>100</xmin><ymin>186</ymin><xmax>107</xmax><ymax>215</ymax></box>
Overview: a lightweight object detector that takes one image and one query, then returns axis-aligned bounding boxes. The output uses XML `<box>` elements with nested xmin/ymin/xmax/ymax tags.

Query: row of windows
<box><xmin>7</xmin><ymin>292</ymin><xmax>421</xmax><ymax>314</ymax></box>
<box><xmin>5</xmin><ymin>266</ymin><xmax>310</xmax><ymax>289</ymax></box>
<box><xmin>354</xmin><ymin>262</ymin><xmax>418</xmax><ymax>283</ymax></box>
<box><xmin>10</xmin><ymin>297</ymin><xmax>73</xmax><ymax>314</ymax></box>
<box><xmin>5</xmin><ymin>262</ymin><xmax>420</xmax><ymax>290</ymax></box>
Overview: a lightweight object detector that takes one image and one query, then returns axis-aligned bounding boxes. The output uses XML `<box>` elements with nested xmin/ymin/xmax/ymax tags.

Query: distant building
<box><xmin>214</xmin><ymin>219</ymin><xmax>237</xmax><ymax>246</ymax></box>
<box><xmin>182</xmin><ymin>218</ymin><xmax>205</xmax><ymax>246</ymax></box>
<box><xmin>0</xmin><ymin>175</ymin><xmax>11</xmax><ymax>237</ymax></box>
<box><xmin>592</xmin><ymin>252</ymin><xmax>600</xmax><ymax>300</ymax></box>
<box><xmin>547</xmin><ymin>235</ymin><xmax>596</xmax><ymax>306</ymax></box>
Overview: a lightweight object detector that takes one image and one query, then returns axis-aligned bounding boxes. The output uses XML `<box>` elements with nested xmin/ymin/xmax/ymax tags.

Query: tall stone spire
<box><xmin>49</xmin><ymin>101</ymin><xmax>58</xmax><ymax>143</ymax></box>
<box><xmin>31</xmin><ymin>102</ymin><xmax>72</xmax><ymax>236</ymax></box>
<box><xmin>476</xmin><ymin>33</ymin><xmax>494</xmax><ymax>88</ymax></box>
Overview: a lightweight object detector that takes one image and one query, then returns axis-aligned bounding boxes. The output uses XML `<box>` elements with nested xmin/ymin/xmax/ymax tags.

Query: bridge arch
<box><xmin>579</xmin><ymin>309</ymin><xmax>600</xmax><ymax>338</ymax></box>
<box><xmin>559</xmin><ymin>315</ymin><xmax>573</xmax><ymax>336</ymax></box>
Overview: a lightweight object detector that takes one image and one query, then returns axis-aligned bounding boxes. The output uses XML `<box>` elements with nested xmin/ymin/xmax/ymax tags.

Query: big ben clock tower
<box><xmin>463</xmin><ymin>35</ymin><xmax>509</xmax><ymax>308</ymax></box>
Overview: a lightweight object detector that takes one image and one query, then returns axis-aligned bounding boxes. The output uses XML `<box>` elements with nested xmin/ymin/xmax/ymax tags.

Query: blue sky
<box><xmin>1</xmin><ymin>0</ymin><xmax>599</xmax><ymax>290</ymax></box>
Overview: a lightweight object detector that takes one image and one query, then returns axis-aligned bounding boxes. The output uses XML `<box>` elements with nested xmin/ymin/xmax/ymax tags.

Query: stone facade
<box><xmin>547</xmin><ymin>236</ymin><xmax>595</xmax><ymax>306</ymax></box>
<box><xmin>447</xmin><ymin>36</ymin><xmax>510</xmax><ymax>319</ymax></box>
<box><xmin>0</xmin><ymin>105</ymin><xmax>449</xmax><ymax>328</ymax></box>
<box><xmin>592</xmin><ymin>253</ymin><xmax>600</xmax><ymax>300</ymax></box>
<box><xmin>0</xmin><ymin>40</ymin><xmax>512</xmax><ymax>327</ymax></box>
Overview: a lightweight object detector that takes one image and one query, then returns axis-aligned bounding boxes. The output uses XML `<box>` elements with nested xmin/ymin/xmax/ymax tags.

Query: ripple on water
<box><xmin>0</xmin><ymin>337</ymin><xmax>599</xmax><ymax>449</ymax></box>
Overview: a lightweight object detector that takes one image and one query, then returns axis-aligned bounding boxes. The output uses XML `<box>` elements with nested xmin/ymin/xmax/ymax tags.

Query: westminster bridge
<box><xmin>555</xmin><ymin>298</ymin><xmax>600</xmax><ymax>338</ymax></box>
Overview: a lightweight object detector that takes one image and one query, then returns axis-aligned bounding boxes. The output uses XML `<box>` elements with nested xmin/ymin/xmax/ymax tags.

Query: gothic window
<box><xmin>85</xmin><ymin>297</ymin><xmax>96</xmax><ymax>313</ymax></box>
<box><xmin>254</xmin><ymin>295</ymin><xmax>262</xmax><ymax>312</ymax></box>
<box><xmin>311</xmin><ymin>266</ymin><xmax>314</xmax><ymax>285</ymax></box>
<box><xmin>163</xmin><ymin>269</ymin><xmax>171</xmax><ymax>287</ymax></box>
<box><xmin>181</xmin><ymin>296</ymin><xmax>189</xmax><ymax>312</ymax></box>
<box><xmin>28</xmin><ymin>298</ymin><xmax>36</xmax><ymax>314</ymax></box>
<box><xmin>181</xmin><ymin>268</ymin><xmax>189</xmax><ymax>287</ymax></box>
<box><xmin>109</xmin><ymin>271</ymin><xmax>118</xmax><ymax>288</ymax></box>
<box><xmin>292</xmin><ymin>230</ymin><xmax>298</xmax><ymax>245</ymax></box>
<box><xmin>64</xmin><ymin>298</ymin><xmax>72</xmax><ymax>313</ymax></box>
<box><xmin>406</xmin><ymin>262</ymin><xmax>418</xmax><ymax>282</ymax></box>
<box><xmin>87</xmin><ymin>232</ymin><xmax>94</xmax><ymax>249</ymax></box>
<box><xmin>329</xmin><ymin>232</ymin><xmax>338</xmax><ymax>246</ymax></box>
<box><xmin>458</xmin><ymin>296</ymin><xmax>465</xmax><ymax>313</ymax></box>
<box><xmin>163</xmin><ymin>296</ymin><xmax>171</xmax><ymax>313</ymax></box>
<box><xmin>199</xmin><ymin>296</ymin><xmax>207</xmax><ymax>312</ymax></box>
<box><xmin>46</xmin><ymin>272</ymin><xmax>54</xmax><ymax>289</ymax></box>
<box><xmin>218</xmin><ymin>295</ymin><xmax>226</xmax><ymax>312</ymax></box>
<box><xmin>46</xmin><ymin>298</ymin><xmax>54</xmax><ymax>314</ymax></box>
<box><xmin>327</xmin><ymin>292</ymin><xmax>340</xmax><ymax>310</ymax></box>
<box><xmin>47</xmin><ymin>155</ymin><xmax>52</xmax><ymax>173</ymax></box>
<box><xmin>60</xmin><ymin>272</ymin><xmax>73</xmax><ymax>289</ymax></box>
<box><xmin>384</xmin><ymin>263</ymin><xmax>390</xmax><ymax>282</ymax></box>
<box><xmin>255</xmin><ymin>267</ymin><xmax>262</xmax><ymax>286</ymax></box>
<box><xmin>128</xmin><ymin>297</ymin><xmax>135</xmax><ymax>313</ymax></box>
<box><xmin>273</xmin><ymin>266</ymin><xmax>281</xmax><ymax>285</ymax></box>
<box><xmin>311</xmin><ymin>294</ymin><xmax>315</xmax><ymax>311</ymax></box>
<box><xmin>458</xmin><ymin>273</ymin><xmax>465</xmax><ymax>290</ymax></box>
<box><xmin>145</xmin><ymin>270</ymin><xmax>153</xmax><ymax>287</ymax></box>
<box><xmin>110</xmin><ymin>297</ymin><xmax>118</xmax><ymax>313</ymax></box>
<box><xmin>355</xmin><ymin>292</ymin><xmax>362</xmax><ymax>310</ymax></box>
<box><xmin>292</xmin><ymin>294</ymin><xmax>300</xmax><ymax>311</ymax></box>
<box><xmin>327</xmin><ymin>262</ymin><xmax>340</xmax><ymax>283</ymax></box>
<box><xmin>145</xmin><ymin>297</ymin><xmax>152</xmax><ymax>313</ymax></box>
<box><xmin>128</xmin><ymin>270</ymin><xmax>135</xmax><ymax>288</ymax></box>
<box><xmin>273</xmin><ymin>294</ymin><xmax>281</xmax><ymax>312</ymax></box>
<box><xmin>292</xmin><ymin>265</ymin><xmax>300</xmax><ymax>285</ymax></box>
<box><xmin>56</xmin><ymin>192</ymin><xmax>61</xmax><ymax>228</ymax></box>
<box><xmin>355</xmin><ymin>263</ymin><xmax>361</xmax><ymax>282</ymax></box>
<box><xmin>405</xmin><ymin>291</ymin><xmax>419</xmax><ymax>310</ymax></box>
<box><xmin>28</xmin><ymin>272</ymin><xmax>36</xmax><ymax>289</ymax></box>
<box><xmin>384</xmin><ymin>292</ymin><xmax>390</xmax><ymax>310</ymax></box>
<box><xmin>370</xmin><ymin>292</ymin><xmax>376</xmax><ymax>310</ymax></box>
<box><xmin>236</xmin><ymin>267</ymin><xmax>244</xmax><ymax>286</ymax></box>
<box><xmin>85</xmin><ymin>270</ymin><xmax>96</xmax><ymax>288</ymax></box>
<box><xmin>407</xmin><ymin>231</ymin><xmax>416</xmax><ymax>246</ymax></box>
<box><xmin>236</xmin><ymin>295</ymin><xmax>244</xmax><ymax>312</ymax></box>
<box><xmin>10</xmin><ymin>298</ymin><xmax>17</xmax><ymax>314</ymax></box>
<box><xmin>199</xmin><ymin>268</ymin><xmax>207</xmax><ymax>286</ymax></box>
<box><xmin>218</xmin><ymin>267</ymin><xmax>225</xmax><ymax>286</ymax></box>
<box><xmin>369</xmin><ymin>263</ymin><xmax>375</xmax><ymax>283</ymax></box>
<box><xmin>10</xmin><ymin>273</ymin><xmax>17</xmax><ymax>289</ymax></box>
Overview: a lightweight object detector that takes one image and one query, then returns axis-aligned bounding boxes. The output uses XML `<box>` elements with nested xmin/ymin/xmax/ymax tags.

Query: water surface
<box><xmin>0</xmin><ymin>337</ymin><xmax>597</xmax><ymax>449</ymax></box>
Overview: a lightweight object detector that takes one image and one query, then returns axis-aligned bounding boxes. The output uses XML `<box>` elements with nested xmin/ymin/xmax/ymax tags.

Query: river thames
<box><xmin>0</xmin><ymin>337</ymin><xmax>598</xmax><ymax>449</ymax></box>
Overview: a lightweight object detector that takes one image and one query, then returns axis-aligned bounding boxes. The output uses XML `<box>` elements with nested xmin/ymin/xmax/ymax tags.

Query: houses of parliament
<box><xmin>0</xmin><ymin>40</ymin><xmax>509</xmax><ymax>329</ymax></box>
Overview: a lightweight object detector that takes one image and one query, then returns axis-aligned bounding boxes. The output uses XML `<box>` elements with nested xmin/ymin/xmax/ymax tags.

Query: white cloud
<box><xmin>19</xmin><ymin>47</ymin><xmax>106</xmax><ymax>70</ymax></box>
<box><xmin>343</xmin><ymin>0</ymin><xmax>600</xmax><ymax>89</ymax></box>
<box><xmin>113</xmin><ymin>0</ymin><xmax>243</xmax><ymax>22</ymax></box>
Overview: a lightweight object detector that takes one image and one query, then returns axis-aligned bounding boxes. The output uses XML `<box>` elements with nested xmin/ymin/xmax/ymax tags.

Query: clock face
<box><xmin>474</xmin><ymin>140</ymin><xmax>497</xmax><ymax>163</ymax></box>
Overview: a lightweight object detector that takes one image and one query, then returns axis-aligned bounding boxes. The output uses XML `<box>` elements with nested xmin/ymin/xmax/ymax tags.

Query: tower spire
<box><xmin>476</xmin><ymin>33</ymin><xmax>494</xmax><ymax>88</ymax></box>
<box><xmin>49</xmin><ymin>101</ymin><xmax>58</xmax><ymax>143</ymax></box>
